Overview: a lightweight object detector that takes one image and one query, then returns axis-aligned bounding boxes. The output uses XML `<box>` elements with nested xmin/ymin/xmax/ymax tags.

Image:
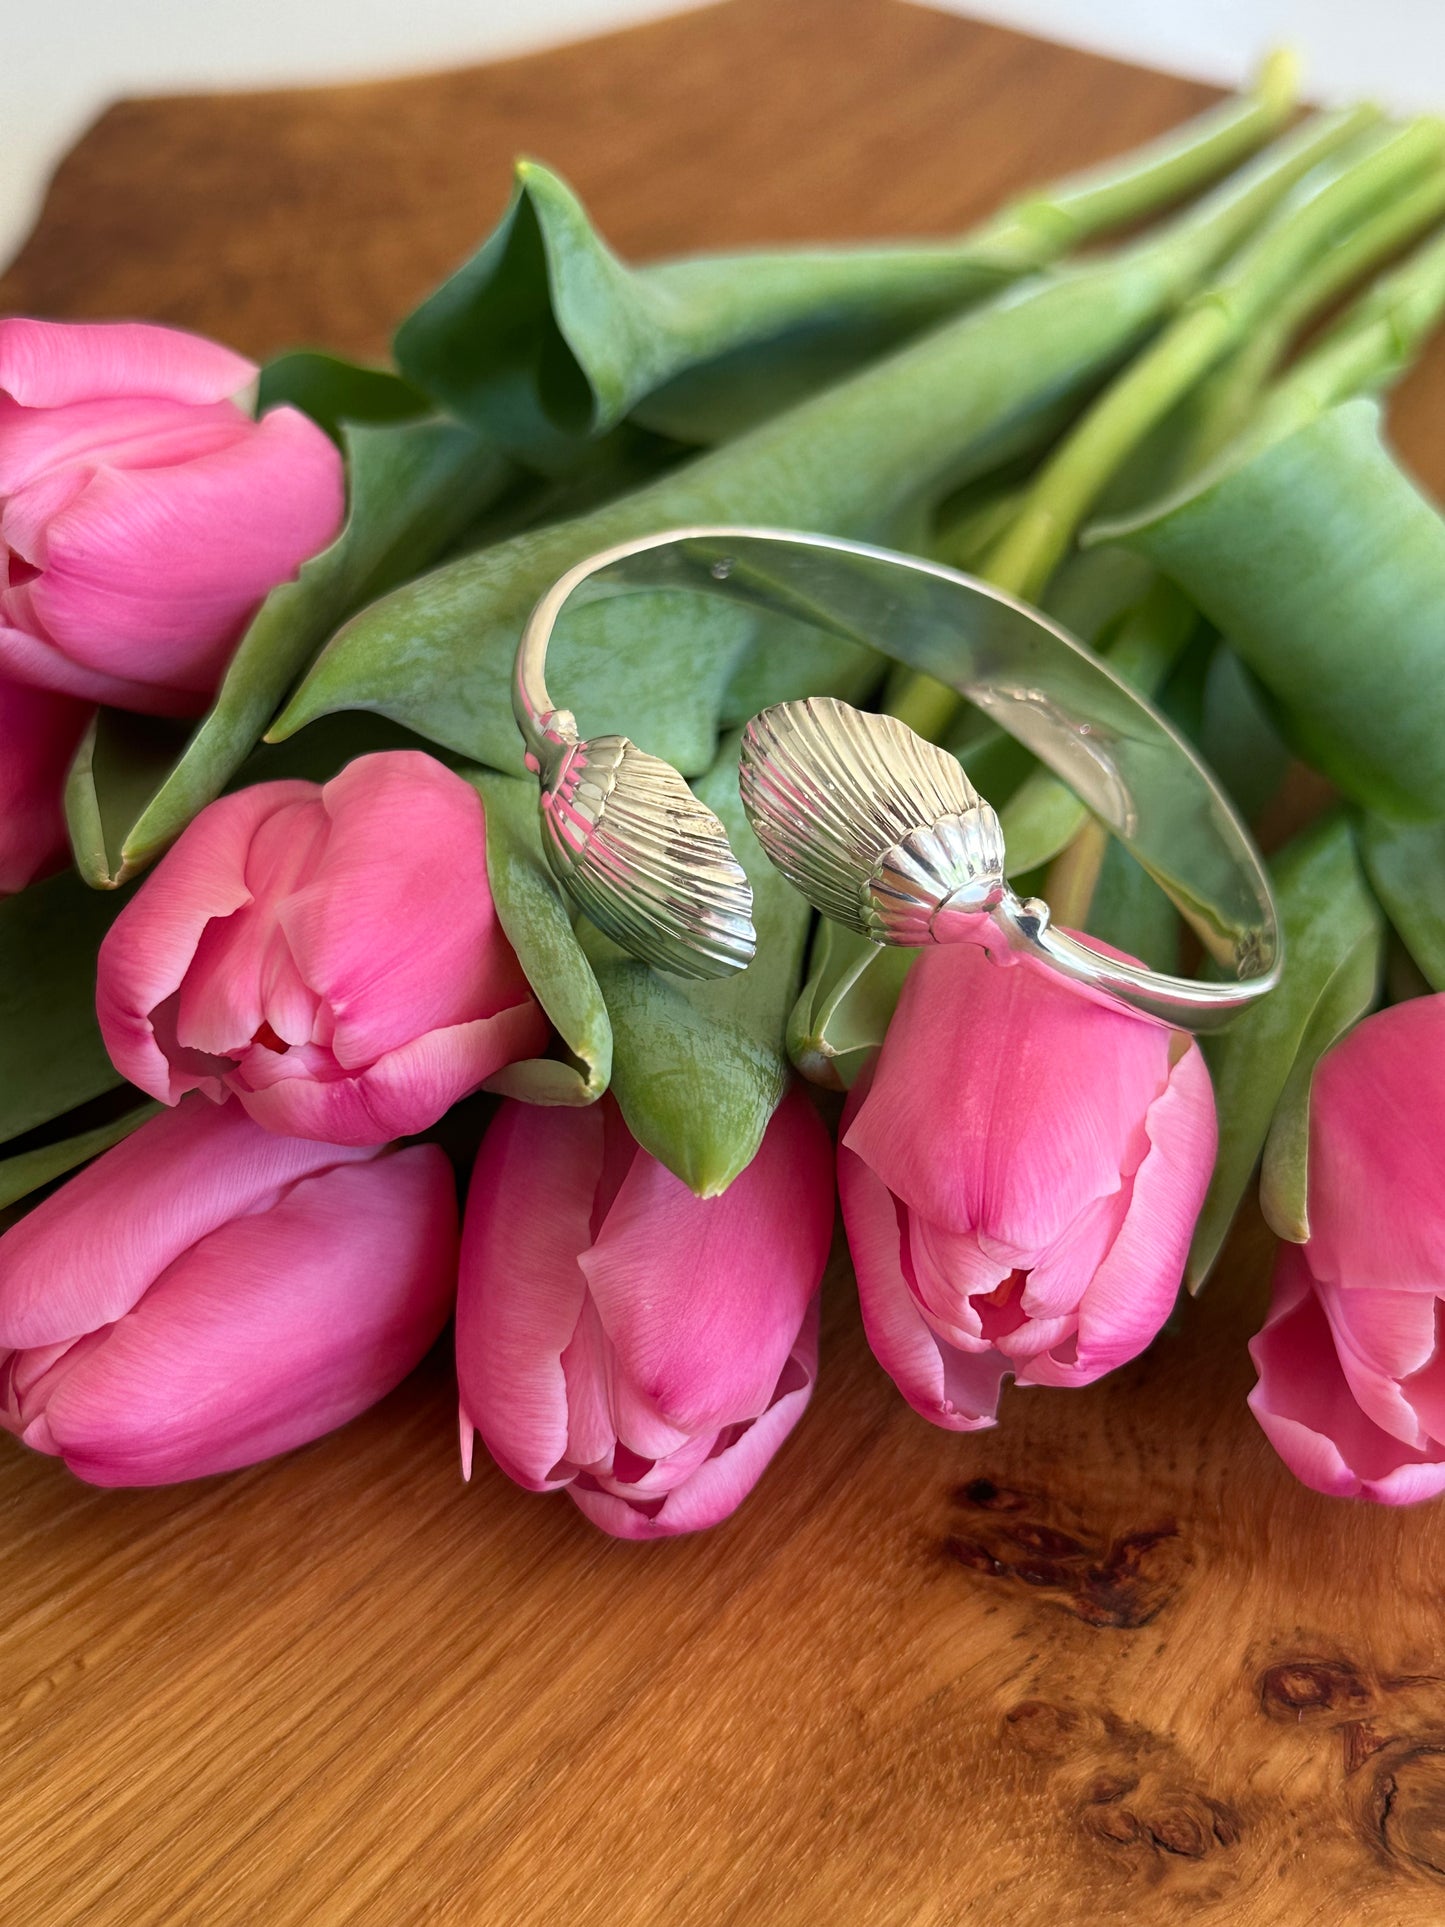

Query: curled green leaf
<box><xmin>257</xmin><ymin>349</ymin><xmax>429</xmax><ymax>441</ymax></box>
<box><xmin>786</xmin><ymin>921</ymin><xmax>914</xmax><ymax>1092</ymax></box>
<box><xmin>1258</xmin><ymin>926</ymin><xmax>1383</xmax><ymax>1242</ymax></box>
<box><xmin>468</xmin><ymin>771</ymin><xmax>611</xmax><ymax>1106</ymax></box>
<box><xmin>395</xmin><ymin>64</ymin><xmax>1297</xmax><ymax>458</ymax></box>
<box><xmin>1187</xmin><ymin>812</ymin><xmax>1384</xmax><ymax>1290</ymax></box>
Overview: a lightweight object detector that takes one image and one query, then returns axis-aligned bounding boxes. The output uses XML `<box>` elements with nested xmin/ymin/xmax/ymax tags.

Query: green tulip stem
<box><xmin>1188</xmin><ymin>164</ymin><xmax>1445</xmax><ymax>457</ymax></box>
<box><xmin>983</xmin><ymin>115</ymin><xmax>1444</xmax><ymax>609</ymax></box>
<box><xmin>962</xmin><ymin>50</ymin><xmax>1301</xmax><ymax>273</ymax></box>
<box><xmin>1250</xmin><ymin>215</ymin><xmax>1445</xmax><ymax>441</ymax></box>
<box><xmin>1000</xmin><ymin>149</ymin><xmax>1445</xmax><ymax>935</ymax></box>
<box><xmin>886</xmin><ymin>102</ymin><xmax>1393</xmax><ymax>743</ymax></box>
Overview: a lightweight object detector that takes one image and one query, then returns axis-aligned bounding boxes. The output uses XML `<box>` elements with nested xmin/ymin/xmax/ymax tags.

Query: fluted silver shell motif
<box><xmin>738</xmin><ymin>698</ymin><xmax>1007</xmax><ymax>946</ymax></box>
<box><xmin>539</xmin><ymin>733</ymin><xmax>757</xmax><ymax>979</ymax></box>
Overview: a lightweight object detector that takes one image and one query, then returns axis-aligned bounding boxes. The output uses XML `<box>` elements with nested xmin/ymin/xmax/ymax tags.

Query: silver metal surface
<box><xmin>514</xmin><ymin>526</ymin><xmax>1282</xmax><ymax>1025</ymax></box>
<box><xmin>512</xmin><ymin>697</ymin><xmax>756</xmax><ymax>982</ymax></box>
<box><xmin>739</xmin><ymin>699</ymin><xmax>1008</xmax><ymax>945</ymax></box>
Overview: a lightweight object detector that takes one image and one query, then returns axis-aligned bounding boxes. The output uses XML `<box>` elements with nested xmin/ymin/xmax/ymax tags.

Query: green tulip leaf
<box><xmin>1358</xmin><ymin>812</ymin><xmax>1445</xmax><ymax>990</ymax></box>
<box><xmin>74</xmin><ymin>417</ymin><xmax>515</xmax><ymax>889</ymax></box>
<box><xmin>66</xmin><ymin>710</ymin><xmax>191</xmax><ymax>890</ymax></box>
<box><xmin>0</xmin><ymin>871</ymin><xmax>131</xmax><ymax>1145</ymax></box>
<box><xmin>1103</xmin><ymin>399</ymin><xmax>1445</xmax><ymax>819</ymax></box>
<box><xmin>257</xmin><ymin>350</ymin><xmax>429</xmax><ymax>440</ymax></box>
<box><xmin>468</xmin><ymin>771</ymin><xmax>611</xmax><ymax>1106</ymax></box>
<box><xmin>1258</xmin><ymin>925</ymin><xmax>1382</xmax><ymax>1242</ymax></box>
<box><xmin>1187</xmin><ymin>812</ymin><xmax>1384</xmax><ymax>1290</ymax></box>
<box><xmin>394</xmin><ymin>158</ymin><xmax>1028</xmax><ymax>462</ymax></box>
<box><xmin>0</xmin><ymin>1102</ymin><xmax>160</xmax><ymax>1213</ymax></box>
<box><xmin>786</xmin><ymin>920</ymin><xmax>915</xmax><ymax>1092</ymax></box>
<box><xmin>1197</xmin><ymin>642</ymin><xmax>1289</xmax><ymax>822</ymax></box>
<box><xmin>277</xmin><ymin>198</ymin><xmax>1276</xmax><ymax>776</ymax></box>
<box><xmin>577</xmin><ymin>734</ymin><xmax>811</xmax><ymax>1195</ymax></box>
<box><xmin>393</xmin><ymin>72</ymin><xmax>1297</xmax><ymax>458</ymax></box>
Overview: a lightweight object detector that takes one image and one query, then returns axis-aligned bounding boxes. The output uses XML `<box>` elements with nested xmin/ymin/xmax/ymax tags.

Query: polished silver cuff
<box><xmin>513</xmin><ymin>526</ymin><xmax>1282</xmax><ymax>1030</ymax></box>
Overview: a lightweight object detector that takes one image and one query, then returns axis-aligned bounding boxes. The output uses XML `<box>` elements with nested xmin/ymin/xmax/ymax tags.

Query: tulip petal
<box><xmin>1047</xmin><ymin>1041</ymin><xmax>1215</xmax><ymax>1387</ymax></box>
<box><xmin>231</xmin><ymin>1003</ymin><xmax>550</xmax><ymax>1146</ymax></box>
<box><xmin>559</xmin><ymin>1293</ymin><xmax>624</xmax><ymax>1472</ymax></box>
<box><xmin>278</xmin><ymin>754</ymin><xmax>531</xmax><ymax>1068</ymax></box>
<box><xmin>904</xmin><ymin>1214</ymin><xmax>1012</xmax><ymax>1349</ymax></box>
<box><xmin>0</xmin><ymin>1098</ymin><xmax>375</xmax><ymax>1350</ymax></box>
<box><xmin>1308</xmin><ymin>999</ymin><xmax>1445</xmax><ymax>1294</ymax></box>
<box><xmin>578</xmin><ymin>1085</ymin><xmax>833</xmax><ymax>1436</ymax></box>
<box><xmin>23</xmin><ymin>405</ymin><xmax>342</xmax><ymax>701</ymax></box>
<box><xmin>0</xmin><ymin>394</ymin><xmax>251</xmax><ymax>497</ymax></box>
<box><xmin>843</xmin><ymin>941</ymin><xmax>1169</xmax><ymax>1250</ymax></box>
<box><xmin>33</xmin><ymin>1147</ymin><xmax>456</xmax><ymax>1485</ymax></box>
<box><xmin>174</xmin><ymin>796</ymin><xmax>329</xmax><ymax>1057</ymax></box>
<box><xmin>0</xmin><ymin>676</ymin><xmax>89</xmax><ymax>894</ymax></box>
<box><xmin>568</xmin><ymin>1296</ymin><xmax>820</xmax><ymax>1538</ymax></box>
<box><xmin>457</xmin><ymin>1101</ymin><xmax>604</xmax><ymax>1490</ymax></box>
<box><xmin>839</xmin><ymin>1117</ymin><xmax>1007</xmax><ymax>1431</ymax></box>
<box><xmin>0</xmin><ymin>319</ymin><xmax>255</xmax><ymax>410</ymax></box>
<box><xmin>1317</xmin><ymin>1282</ymin><xmax>1439</xmax><ymax>1450</ymax></box>
<box><xmin>1249</xmin><ymin>1245</ymin><xmax>1445</xmax><ymax>1504</ymax></box>
<box><xmin>96</xmin><ymin>780</ymin><xmax>316</xmax><ymax>1102</ymax></box>
<box><xmin>3</xmin><ymin>458</ymin><xmax>97</xmax><ymax>559</ymax></box>
<box><xmin>0</xmin><ymin>619</ymin><xmax>201</xmax><ymax>713</ymax></box>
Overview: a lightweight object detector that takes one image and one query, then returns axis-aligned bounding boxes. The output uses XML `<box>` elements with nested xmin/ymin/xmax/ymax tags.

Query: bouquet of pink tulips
<box><xmin>9</xmin><ymin>58</ymin><xmax>1445</xmax><ymax>1535</ymax></box>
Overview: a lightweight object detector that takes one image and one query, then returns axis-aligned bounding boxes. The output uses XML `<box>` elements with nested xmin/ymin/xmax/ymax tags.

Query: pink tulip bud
<box><xmin>457</xmin><ymin>1087</ymin><xmax>833</xmax><ymax>1539</ymax></box>
<box><xmin>839</xmin><ymin>942</ymin><xmax>1217</xmax><ymax>1430</ymax></box>
<box><xmin>97</xmin><ymin>750</ymin><xmax>549</xmax><ymax>1145</ymax></box>
<box><xmin>0</xmin><ymin>1098</ymin><xmax>457</xmax><ymax>1485</ymax></box>
<box><xmin>0</xmin><ymin>674</ymin><xmax>89</xmax><ymax>893</ymax></box>
<box><xmin>0</xmin><ymin>318</ymin><xmax>343</xmax><ymax>715</ymax></box>
<box><xmin>1249</xmin><ymin>997</ymin><xmax>1445</xmax><ymax>1504</ymax></box>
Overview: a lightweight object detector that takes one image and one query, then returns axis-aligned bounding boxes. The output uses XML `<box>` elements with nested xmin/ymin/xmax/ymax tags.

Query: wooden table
<box><xmin>5</xmin><ymin>4</ymin><xmax>1445</xmax><ymax>1921</ymax></box>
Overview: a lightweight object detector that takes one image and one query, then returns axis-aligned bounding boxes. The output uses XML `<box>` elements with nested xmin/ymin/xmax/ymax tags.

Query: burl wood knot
<box><xmin>1004</xmin><ymin>1698</ymin><xmax>1240</xmax><ymax>1862</ymax></box>
<box><xmin>943</xmin><ymin>1479</ymin><xmax>1185</xmax><ymax>1627</ymax></box>
<box><xmin>1260</xmin><ymin>1654</ymin><xmax>1445</xmax><ymax>1884</ymax></box>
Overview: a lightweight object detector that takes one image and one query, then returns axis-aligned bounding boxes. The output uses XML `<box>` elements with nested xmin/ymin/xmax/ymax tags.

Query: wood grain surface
<box><xmin>5</xmin><ymin>4</ymin><xmax>1445</xmax><ymax>1922</ymax></box>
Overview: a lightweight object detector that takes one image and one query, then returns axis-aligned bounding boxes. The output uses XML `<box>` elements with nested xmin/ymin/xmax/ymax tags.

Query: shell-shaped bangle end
<box><xmin>538</xmin><ymin>734</ymin><xmax>757</xmax><ymax>979</ymax></box>
<box><xmin>738</xmin><ymin>698</ymin><xmax>1007</xmax><ymax>946</ymax></box>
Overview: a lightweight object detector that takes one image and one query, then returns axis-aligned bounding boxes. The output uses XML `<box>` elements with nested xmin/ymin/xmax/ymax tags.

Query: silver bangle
<box><xmin>513</xmin><ymin>526</ymin><xmax>1282</xmax><ymax>1031</ymax></box>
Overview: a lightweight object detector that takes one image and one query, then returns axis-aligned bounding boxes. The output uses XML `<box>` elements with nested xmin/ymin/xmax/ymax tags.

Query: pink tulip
<box><xmin>0</xmin><ymin>317</ymin><xmax>343</xmax><ymax>715</ymax></box>
<box><xmin>97</xmin><ymin>750</ymin><xmax>548</xmax><ymax>1145</ymax></box>
<box><xmin>0</xmin><ymin>1097</ymin><xmax>457</xmax><ymax>1485</ymax></box>
<box><xmin>1249</xmin><ymin>997</ymin><xmax>1445</xmax><ymax>1504</ymax></box>
<box><xmin>0</xmin><ymin>674</ymin><xmax>89</xmax><ymax>893</ymax></box>
<box><xmin>457</xmin><ymin>1087</ymin><xmax>833</xmax><ymax>1539</ymax></box>
<box><xmin>839</xmin><ymin>941</ymin><xmax>1216</xmax><ymax>1430</ymax></box>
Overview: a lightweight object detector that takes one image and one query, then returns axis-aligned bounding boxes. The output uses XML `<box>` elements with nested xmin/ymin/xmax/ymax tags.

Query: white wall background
<box><xmin>4</xmin><ymin>0</ymin><xmax>1443</xmax><ymax>271</ymax></box>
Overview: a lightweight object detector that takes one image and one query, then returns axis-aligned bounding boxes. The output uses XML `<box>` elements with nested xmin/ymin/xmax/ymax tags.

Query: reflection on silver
<box><xmin>970</xmin><ymin>684</ymin><xmax>1137</xmax><ymax>838</ymax></box>
<box><xmin>513</xmin><ymin>526</ymin><xmax>1282</xmax><ymax>1027</ymax></box>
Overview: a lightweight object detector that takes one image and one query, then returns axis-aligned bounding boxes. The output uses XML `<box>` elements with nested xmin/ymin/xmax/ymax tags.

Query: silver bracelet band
<box><xmin>513</xmin><ymin>526</ymin><xmax>1282</xmax><ymax>1030</ymax></box>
